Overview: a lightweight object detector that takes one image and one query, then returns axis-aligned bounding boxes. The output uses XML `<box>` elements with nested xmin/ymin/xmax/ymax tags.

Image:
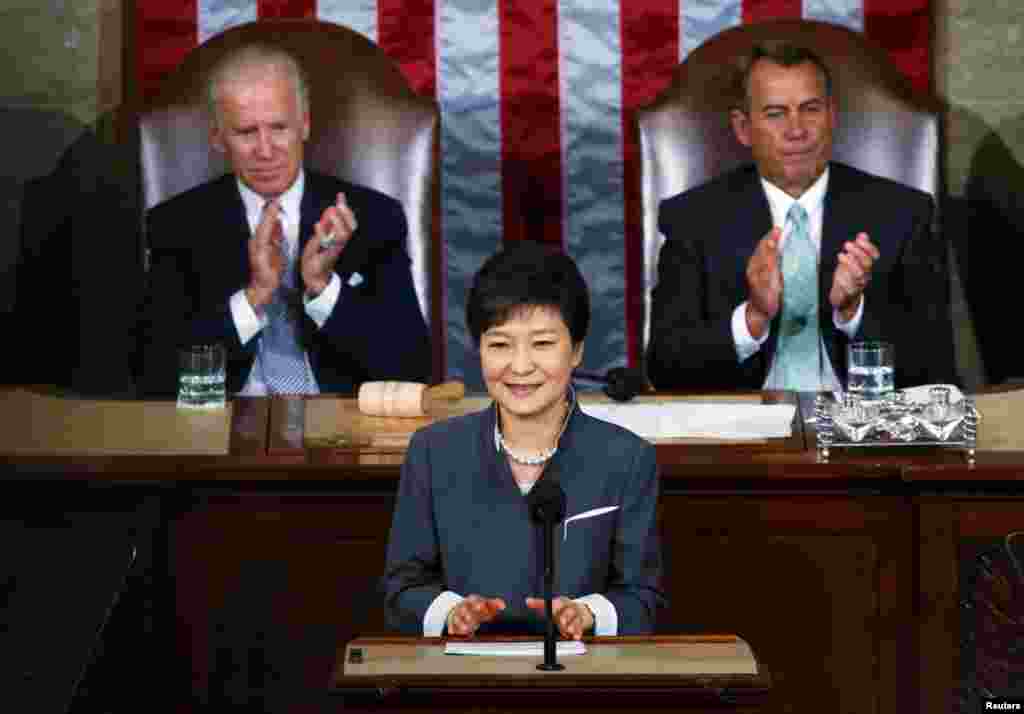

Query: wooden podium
<box><xmin>330</xmin><ymin>635</ymin><xmax>771</xmax><ymax>712</ymax></box>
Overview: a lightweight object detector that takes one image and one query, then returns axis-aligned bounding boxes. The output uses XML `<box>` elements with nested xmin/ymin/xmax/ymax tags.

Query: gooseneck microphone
<box><xmin>526</xmin><ymin>468</ymin><xmax>567</xmax><ymax>671</ymax></box>
<box><xmin>573</xmin><ymin>367</ymin><xmax>646</xmax><ymax>402</ymax></box>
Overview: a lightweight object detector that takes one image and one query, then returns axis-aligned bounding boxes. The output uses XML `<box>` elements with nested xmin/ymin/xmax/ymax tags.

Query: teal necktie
<box><xmin>774</xmin><ymin>203</ymin><xmax>821</xmax><ymax>390</ymax></box>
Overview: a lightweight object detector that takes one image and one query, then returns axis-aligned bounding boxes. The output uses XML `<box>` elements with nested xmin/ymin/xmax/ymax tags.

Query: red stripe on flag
<box><xmin>257</xmin><ymin>0</ymin><xmax>315</xmax><ymax>19</ymax></box>
<box><xmin>863</xmin><ymin>0</ymin><xmax>932</xmax><ymax>93</ymax></box>
<box><xmin>743</xmin><ymin>0</ymin><xmax>802</xmax><ymax>24</ymax></box>
<box><xmin>378</xmin><ymin>0</ymin><xmax>437</xmax><ymax>96</ymax></box>
<box><xmin>136</xmin><ymin>1</ymin><xmax>198</xmax><ymax>101</ymax></box>
<box><xmin>499</xmin><ymin>0</ymin><xmax>562</xmax><ymax>247</ymax></box>
<box><xmin>621</xmin><ymin>2</ymin><xmax>680</xmax><ymax>368</ymax></box>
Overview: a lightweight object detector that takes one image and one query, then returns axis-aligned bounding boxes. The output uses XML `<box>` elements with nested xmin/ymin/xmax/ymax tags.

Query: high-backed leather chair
<box><xmin>637</xmin><ymin>19</ymin><xmax>942</xmax><ymax>355</ymax></box>
<box><xmin>139</xmin><ymin>19</ymin><xmax>440</xmax><ymax>377</ymax></box>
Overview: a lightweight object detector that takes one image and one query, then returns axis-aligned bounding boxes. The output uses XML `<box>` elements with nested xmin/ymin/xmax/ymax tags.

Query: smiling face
<box><xmin>480</xmin><ymin>305</ymin><xmax>584</xmax><ymax>426</ymax></box>
<box><xmin>731</xmin><ymin>58</ymin><xmax>836</xmax><ymax>198</ymax></box>
<box><xmin>210</xmin><ymin>68</ymin><xmax>310</xmax><ymax>199</ymax></box>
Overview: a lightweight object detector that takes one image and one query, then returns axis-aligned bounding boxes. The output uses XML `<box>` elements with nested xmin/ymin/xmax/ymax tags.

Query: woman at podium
<box><xmin>382</xmin><ymin>241</ymin><xmax>666</xmax><ymax>639</ymax></box>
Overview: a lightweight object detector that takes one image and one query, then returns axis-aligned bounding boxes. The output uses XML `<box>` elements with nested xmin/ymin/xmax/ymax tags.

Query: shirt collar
<box><xmin>760</xmin><ymin>164</ymin><xmax>829</xmax><ymax>230</ymax></box>
<box><xmin>236</xmin><ymin>169</ymin><xmax>306</xmax><ymax>226</ymax></box>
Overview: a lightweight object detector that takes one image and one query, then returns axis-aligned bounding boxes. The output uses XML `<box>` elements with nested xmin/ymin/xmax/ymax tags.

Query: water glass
<box><xmin>846</xmin><ymin>341</ymin><xmax>894</xmax><ymax>402</ymax></box>
<box><xmin>177</xmin><ymin>344</ymin><xmax>226</xmax><ymax>409</ymax></box>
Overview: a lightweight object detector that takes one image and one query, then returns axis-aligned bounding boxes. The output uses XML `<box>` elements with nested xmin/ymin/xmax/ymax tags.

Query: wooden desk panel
<box><xmin>291</xmin><ymin>391</ymin><xmax>810</xmax><ymax>470</ymax></box>
<box><xmin>0</xmin><ymin>395</ymin><xmax>273</xmax><ymax>477</ymax></box>
<box><xmin>908</xmin><ymin>459</ymin><xmax>1024</xmax><ymax>714</ymax></box>
<box><xmin>659</xmin><ymin>492</ymin><xmax>913</xmax><ymax>714</ymax></box>
<box><xmin>170</xmin><ymin>491</ymin><xmax>397</xmax><ymax>702</ymax></box>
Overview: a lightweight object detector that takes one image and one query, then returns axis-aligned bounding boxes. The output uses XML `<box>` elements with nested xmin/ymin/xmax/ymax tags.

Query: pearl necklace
<box><xmin>494</xmin><ymin>390</ymin><xmax>575</xmax><ymax>466</ymax></box>
<box><xmin>496</xmin><ymin>431</ymin><xmax>557</xmax><ymax>465</ymax></box>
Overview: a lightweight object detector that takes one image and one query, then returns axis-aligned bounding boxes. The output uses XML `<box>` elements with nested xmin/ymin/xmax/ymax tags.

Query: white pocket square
<box><xmin>347</xmin><ymin>272</ymin><xmax>365</xmax><ymax>288</ymax></box>
<box><xmin>563</xmin><ymin>506</ymin><xmax>619</xmax><ymax>541</ymax></box>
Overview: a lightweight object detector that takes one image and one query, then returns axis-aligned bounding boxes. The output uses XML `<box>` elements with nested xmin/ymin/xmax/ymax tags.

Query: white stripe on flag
<box><xmin>803</xmin><ymin>0</ymin><xmax>864</xmax><ymax>31</ymax></box>
<box><xmin>437</xmin><ymin>0</ymin><xmax>503</xmax><ymax>385</ymax></box>
<box><xmin>198</xmin><ymin>0</ymin><xmax>257</xmax><ymax>43</ymax></box>
<box><xmin>681</xmin><ymin>0</ymin><xmax>742</xmax><ymax>59</ymax></box>
<box><xmin>559</xmin><ymin>0</ymin><xmax>627</xmax><ymax>373</ymax></box>
<box><xmin>318</xmin><ymin>0</ymin><xmax>379</xmax><ymax>42</ymax></box>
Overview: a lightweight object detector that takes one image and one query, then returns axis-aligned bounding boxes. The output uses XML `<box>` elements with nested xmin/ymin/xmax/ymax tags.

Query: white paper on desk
<box><xmin>444</xmin><ymin>641</ymin><xmax>586</xmax><ymax>656</ymax></box>
<box><xmin>582</xmin><ymin>402</ymin><xmax>795</xmax><ymax>440</ymax></box>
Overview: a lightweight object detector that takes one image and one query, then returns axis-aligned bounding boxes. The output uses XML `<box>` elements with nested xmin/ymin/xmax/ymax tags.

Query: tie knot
<box><xmin>787</xmin><ymin>202</ymin><xmax>808</xmax><ymax>228</ymax></box>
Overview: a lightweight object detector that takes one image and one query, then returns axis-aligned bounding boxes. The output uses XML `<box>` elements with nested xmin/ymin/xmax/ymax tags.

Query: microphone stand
<box><xmin>537</xmin><ymin>512</ymin><xmax>563</xmax><ymax>672</ymax></box>
<box><xmin>526</xmin><ymin>476</ymin><xmax>567</xmax><ymax>672</ymax></box>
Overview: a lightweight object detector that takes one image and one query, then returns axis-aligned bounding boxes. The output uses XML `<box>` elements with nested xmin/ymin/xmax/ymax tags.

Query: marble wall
<box><xmin>0</xmin><ymin>1</ymin><xmax>103</xmax><ymax>122</ymax></box>
<box><xmin>935</xmin><ymin>0</ymin><xmax>1024</xmax><ymax>386</ymax></box>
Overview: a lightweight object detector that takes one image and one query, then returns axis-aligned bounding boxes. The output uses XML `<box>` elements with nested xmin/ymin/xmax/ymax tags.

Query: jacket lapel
<box><xmin>819</xmin><ymin>162</ymin><xmax>850</xmax><ymax>313</ymax></box>
<box><xmin>727</xmin><ymin>167</ymin><xmax>777</xmax><ymax>368</ymax></box>
<box><xmin>819</xmin><ymin>162</ymin><xmax>859</xmax><ymax>377</ymax></box>
<box><xmin>725</xmin><ymin>166</ymin><xmax>774</xmax><ymax>275</ymax></box>
<box><xmin>298</xmin><ymin>171</ymin><xmax>320</xmax><ymax>256</ymax></box>
<box><xmin>213</xmin><ymin>176</ymin><xmax>253</xmax><ymax>293</ymax></box>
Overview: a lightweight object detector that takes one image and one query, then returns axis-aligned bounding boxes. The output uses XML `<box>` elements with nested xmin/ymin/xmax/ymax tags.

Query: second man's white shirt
<box><xmin>730</xmin><ymin>167</ymin><xmax>864</xmax><ymax>391</ymax></box>
<box><xmin>228</xmin><ymin>170</ymin><xmax>342</xmax><ymax>396</ymax></box>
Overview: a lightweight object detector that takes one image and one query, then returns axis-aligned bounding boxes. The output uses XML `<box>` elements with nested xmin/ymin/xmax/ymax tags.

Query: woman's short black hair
<box><xmin>466</xmin><ymin>241</ymin><xmax>590</xmax><ymax>346</ymax></box>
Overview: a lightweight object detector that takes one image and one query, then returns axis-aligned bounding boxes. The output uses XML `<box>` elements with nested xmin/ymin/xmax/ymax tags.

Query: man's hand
<box><xmin>301</xmin><ymin>192</ymin><xmax>357</xmax><ymax>297</ymax></box>
<box><xmin>446</xmin><ymin>595</ymin><xmax>506</xmax><ymax>637</ymax></box>
<box><xmin>830</xmin><ymin>232</ymin><xmax>879</xmax><ymax>322</ymax></box>
<box><xmin>246</xmin><ymin>200</ymin><xmax>286</xmax><ymax>311</ymax></box>
<box><xmin>745</xmin><ymin>227</ymin><xmax>783</xmax><ymax>339</ymax></box>
<box><xmin>525</xmin><ymin>597</ymin><xmax>594</xmax><ymax>641</ymax></box>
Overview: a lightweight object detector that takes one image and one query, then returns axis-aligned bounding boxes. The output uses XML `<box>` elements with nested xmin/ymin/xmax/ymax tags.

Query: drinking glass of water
<box><xmin>177</xmin><ymin>344</ymin><xmax>226</xmax><ymax>409</ymax></box>
<box><xmin>846</xmin><ymin>341</ymin><xmax>894</xmax><ymax>402</ymax></box>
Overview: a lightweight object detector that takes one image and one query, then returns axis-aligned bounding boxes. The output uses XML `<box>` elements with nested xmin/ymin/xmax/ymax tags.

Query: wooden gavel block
<box><xmin>357</xmin><ymin>380</ymin><xmax>466</xmax><ymax>417</ymax></box>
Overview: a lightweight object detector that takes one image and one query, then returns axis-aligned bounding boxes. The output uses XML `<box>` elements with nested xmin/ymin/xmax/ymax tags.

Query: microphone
<box><xmin>526</xmin><ymin>467</ymin><xmax>566</xmax><ymax>671</ymax></box>
<box><xmin>526</xmin><ymin>476</ymin><xmax>566</xmax><ymax>526</ymax></box>
<box><xmin>573</xmin><ymin>367</ymin><xmax>645</xmax><ymax>402</ymax></box>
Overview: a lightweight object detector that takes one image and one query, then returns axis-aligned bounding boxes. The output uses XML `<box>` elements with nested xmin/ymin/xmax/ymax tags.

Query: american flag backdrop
<box><xmin>136</xmin><ymin>0</ymin><xmax>932</xmax><ymax>386</ymax></box>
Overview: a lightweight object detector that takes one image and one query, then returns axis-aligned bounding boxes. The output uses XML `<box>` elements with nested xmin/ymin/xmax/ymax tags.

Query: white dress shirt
<box><xmin>730</xmin><ymin>167</ymin><xmax>864</xmax><ymax>391</ymax></box>
<box><xmin>228</xmin><ymin>170</ymin><xmax>343</xmax><ymax>396</ymax></box>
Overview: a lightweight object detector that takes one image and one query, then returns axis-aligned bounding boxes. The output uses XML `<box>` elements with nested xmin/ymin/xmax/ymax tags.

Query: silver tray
<box><xmin>814</xmin><ymin>392</ymin><xmax>979</xmax><ymax>463</ymax></box>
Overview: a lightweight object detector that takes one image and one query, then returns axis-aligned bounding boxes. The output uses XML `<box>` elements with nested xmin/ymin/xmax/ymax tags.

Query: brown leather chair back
<box><xmin>139</xmin><ymin>19</ymin><xmax>438</xmax><ymax>330</ymax></box>
<box><xmin>637</xmin><ymin>19</ymin><xmax>942</xmax><ymax>351</ymax></box>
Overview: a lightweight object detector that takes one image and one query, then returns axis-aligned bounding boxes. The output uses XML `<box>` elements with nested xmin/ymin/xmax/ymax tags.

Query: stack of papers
<box><xmin>444</xmin><ymin>641</ymin><xmax>587</xmax><ymax>656</ymax></box>
<box><xmin>582</xmin><ymin>402</ymin><xmax>796</xmax><ymax>441</ymax></box>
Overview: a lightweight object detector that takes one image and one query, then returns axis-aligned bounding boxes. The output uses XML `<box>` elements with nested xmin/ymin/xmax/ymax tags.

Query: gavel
<box><xmin>357</xmin><ymin>380</ymin><xmax>466</xmax><ymax>417</ymax></box>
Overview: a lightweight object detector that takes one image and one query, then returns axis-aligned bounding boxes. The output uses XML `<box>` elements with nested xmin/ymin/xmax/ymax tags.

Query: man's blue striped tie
<box><xmin>259</xmin><ymin>200</ymin><xmax>315</xmax><ymax>394</ymax></box>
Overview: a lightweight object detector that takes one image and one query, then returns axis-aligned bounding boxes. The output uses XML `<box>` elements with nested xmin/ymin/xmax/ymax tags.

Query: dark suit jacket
<box><xmin>138</xmin><ymin>170</ymin><xmax>430</xmax><ymax>396</ymax></box>
<box><xmin>646</xmin><ymin>162</ymin><xmax>956</xmax><ymax>390</ymax></box>
<box><xmin>381</xmin><ymin>403</ymin><xmax>666</xmax><ymax>636</ymax></box>
<box><xmin>13</xmin><ymin>125</ymin><xmax>141</xmax><ymax>396</ymax></box>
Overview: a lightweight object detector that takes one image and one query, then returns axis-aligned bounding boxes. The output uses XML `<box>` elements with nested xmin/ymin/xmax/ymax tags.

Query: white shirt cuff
<box><xmin>230</xmin><ymin>289</ymin><xmax>268</xmax><ymax>345</ymax></box>
<box><xmin>303</xmin><ymin>272</ymin><xmax>341</xmax><ymax>329</ymax></box>
<box><xmin>424</xmin><ymin>590</ymin><xmax>464</xmax><ymax>636</ymax></box>
<box><xmin>732</xmin><ymin>302</ymin><xmax>769</xmax><ymax>363</ymax></box>
<box><xmin>574</xmin><ymin>593</ymin><xmax>618</xmax><ymax>636</ymax></box>
<box><xmin>833</xmin><ymin>295</ymin><xmax>864</xmax><ymax>338</ymax></box>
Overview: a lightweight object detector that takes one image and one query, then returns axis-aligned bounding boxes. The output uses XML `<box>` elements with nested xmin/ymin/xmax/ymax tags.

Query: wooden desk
<box><xmin>331</xmin><ymin>635</ymin><xmax>770</xmax><ymax>712</ymax></box>
<box><xmin>2</xmin><ymin>388</ymin><xmax>1021</xmax><ymax>713</ymax></box>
